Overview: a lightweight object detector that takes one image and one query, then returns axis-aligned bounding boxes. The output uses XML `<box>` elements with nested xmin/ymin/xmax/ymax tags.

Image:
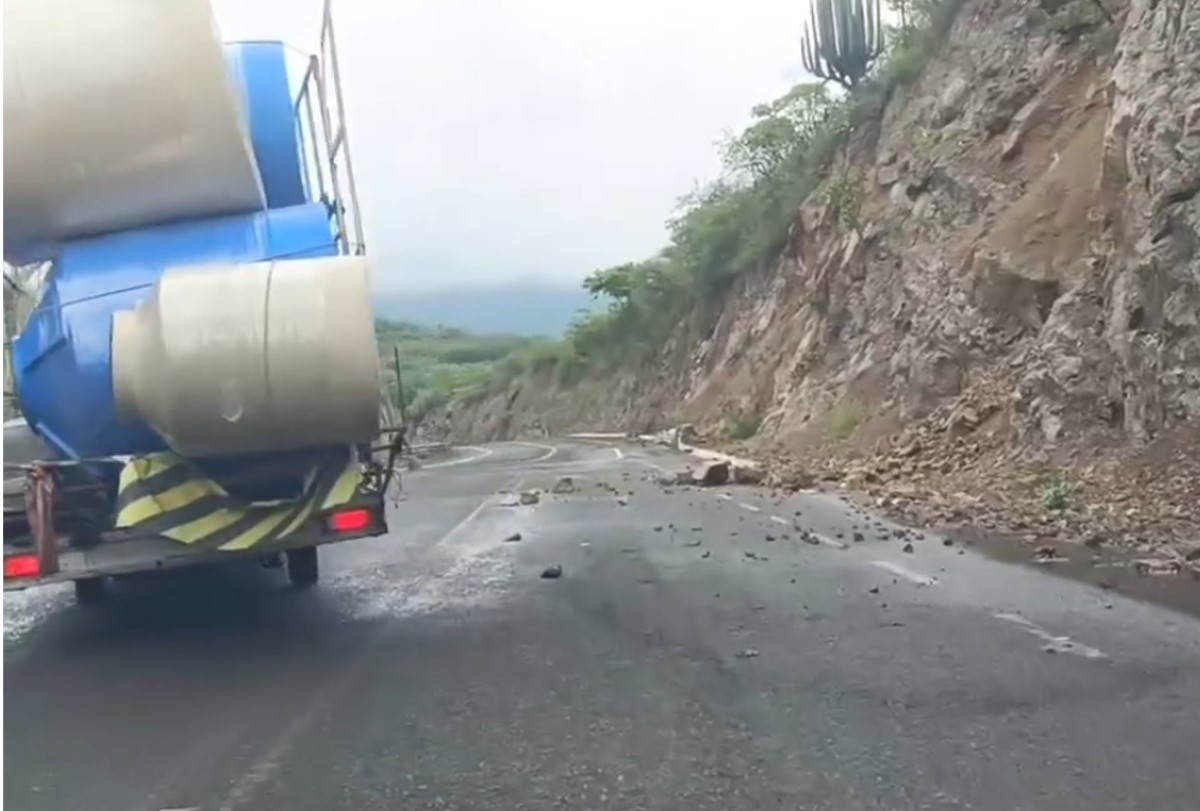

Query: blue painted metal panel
<box><xmin>12</xmin><ymin>202</ymin><xmax>336</xmax><ymax>461</ymax></box>
<box><xmin>225</xmin><ymin>41</ymin><xmax>308</xmax><ymax>210</ymax></box>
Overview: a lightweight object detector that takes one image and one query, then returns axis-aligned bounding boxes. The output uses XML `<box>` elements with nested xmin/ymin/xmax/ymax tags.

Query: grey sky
<box><xmin>214</xmin><ymin>0</ymin><xmax>811</xmax><ymax>292</ymax></box>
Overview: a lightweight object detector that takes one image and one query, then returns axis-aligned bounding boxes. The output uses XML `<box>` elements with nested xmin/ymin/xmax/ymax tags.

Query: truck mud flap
<box><xmin>114</xmin><ymin>452</ymin><xmax>361</xmax><ymax>551</ymax></box>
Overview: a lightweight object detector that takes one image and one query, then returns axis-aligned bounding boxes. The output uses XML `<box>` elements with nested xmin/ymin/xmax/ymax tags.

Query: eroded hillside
<box><xmin>447</xmin><ymin>0</ymin><xmax>1199</xmax><ymax>557</ymax></box>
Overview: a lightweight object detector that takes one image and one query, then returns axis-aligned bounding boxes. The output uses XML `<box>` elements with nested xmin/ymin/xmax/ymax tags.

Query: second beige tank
<box><xmin>112</xmin><ymin>256</ymin><xmax>382</xmax><ymax>458</ymax></box>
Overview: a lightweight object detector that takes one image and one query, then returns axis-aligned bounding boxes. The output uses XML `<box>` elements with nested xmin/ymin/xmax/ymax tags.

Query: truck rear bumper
<box><xmin>3</xmin><ymin>499</ymin><xmax>387</xmax><ymax>591</ymax></box>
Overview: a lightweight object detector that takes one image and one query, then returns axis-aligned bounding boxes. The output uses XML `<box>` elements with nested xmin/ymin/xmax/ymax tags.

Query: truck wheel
<box><xmin>73</xmin><ymin>577</ymin><xmax>106</xmax><ymax>606</ymax></box>
<box><xmin>287</xmin><ymin>547</ymin><xmax>319</xmax><ymax>588</ymax></box>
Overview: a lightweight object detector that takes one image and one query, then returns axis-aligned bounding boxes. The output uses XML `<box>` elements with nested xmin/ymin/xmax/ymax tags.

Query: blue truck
<box><xmin>2</xmin><ymin>0</ymin><xmax>400</xmax><ymax>603</ymax></box>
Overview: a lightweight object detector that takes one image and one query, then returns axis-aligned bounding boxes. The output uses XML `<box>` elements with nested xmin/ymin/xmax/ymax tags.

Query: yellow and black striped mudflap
<box><xmin>114</xmin><ymin>452</ymin><xmax>363</xmax><ymax>552</ymax></box>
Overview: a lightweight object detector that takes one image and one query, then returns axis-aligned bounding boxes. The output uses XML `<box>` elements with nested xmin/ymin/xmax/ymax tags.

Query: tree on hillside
<box><xmin>721</xmin><ymin>84</ymin><xmax>835</xmax><ymax>183</ymax></box>
<box><xmin>583</xmin><ymin>263</ymin><xmax>640</xmax><ymax>309</ymax></box>
<box><xmin>800</xmin><ymin>0</ymin><xmax>885</xmax><ymax>90</ymax></box>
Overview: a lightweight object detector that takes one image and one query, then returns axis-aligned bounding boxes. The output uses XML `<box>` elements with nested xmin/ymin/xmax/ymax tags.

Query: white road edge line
<box><xmin>992</xmin><ymin>612</ymin><xmax>1108</xmax><ymax>659</ymax></box>
<box><xmin>872</xmin><ymin>560</ymin><xmax>938</xmax><ymax>586</ymax></box>
<box><xmin>514</xmin><ymin>441</ymin><xmax>558</xmax><ymax>463</ymax></box>
<box><xmin>421</xmin><ymin>445</ymin><xmax>494</xmax><ymax>469</ymax></box>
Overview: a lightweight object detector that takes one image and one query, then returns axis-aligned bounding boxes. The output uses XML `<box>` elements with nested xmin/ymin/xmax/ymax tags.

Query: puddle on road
<box><xmin>951</xmin><ymin>525</ymin><xmax>1200</xmax><ymax>621</ymax></box>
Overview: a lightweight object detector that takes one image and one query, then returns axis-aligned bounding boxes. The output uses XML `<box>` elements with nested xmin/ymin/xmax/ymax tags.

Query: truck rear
<box><xmin>2</xmin><ymin>0</ymin><xmax>402</xmax><ymax>602</ymax></box>
<box><xmin>3</xmin><ymin>419</ymin><xmax>395</xmax><ymax>600</ymax></box>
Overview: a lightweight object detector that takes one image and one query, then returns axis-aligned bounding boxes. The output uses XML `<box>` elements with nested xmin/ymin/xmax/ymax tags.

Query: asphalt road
<box><xmin>5</xmin><ymin>439</ymin><xmax>1200</xmax><ymax>811</ymax></box>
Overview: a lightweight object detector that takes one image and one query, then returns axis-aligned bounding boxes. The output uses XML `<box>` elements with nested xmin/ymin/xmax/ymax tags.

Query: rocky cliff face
<box><xmin>450</xmin><ymin>0</ymin><xmax>1199</xmax><ymax>553</ymax></box>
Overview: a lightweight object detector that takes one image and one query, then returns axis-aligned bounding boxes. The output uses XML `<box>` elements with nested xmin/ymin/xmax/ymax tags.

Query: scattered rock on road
<box><xmin>551</xmin><ymin>476</ymin><xmax>577</xmax><ymax>494</ymax></box>
<box><xmin>540</xmin><ymin>564</ymin><xmax>563</xmax><ymax>579</ymax></box>
<box><xmin>519</xmin><ymin>490</ymin><xmax>541</xmax><ymax>506</ymax></box>
<box><xmin>1133</xmin><ymin>558</ymin><xmax>1183</xmax><ymax>576</ymax></box>
<box><xmin>731</xmin><ymin>463</ymin><xmax>765</xmax><ymax>484</ymax></box>
<box><xmin>504</xmin><ymin>532</ymin><xmax>522</xmax><ymax>543</ymax></box>
<box><xmin>692</xmin><ymin>461</ymin><xmax>731</xmax><ymax>487</ymax></box>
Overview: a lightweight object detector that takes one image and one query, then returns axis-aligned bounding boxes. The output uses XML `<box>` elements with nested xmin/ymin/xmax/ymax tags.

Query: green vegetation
<box><xmin>826</xmin><ymin>398</ymin><xmax>868</xmax><ymax>441</ymax></box>
<box><xmin>374</xmin><ymin>319</ymin><xmax>538</xmax><ymax>421</ymax></box>
<box><xmin>1041</xmin><ymin>473</ymin><xmax>1072</xmax><ymax>511</ymax></box>
<box><xmin>471</xmin><ymin>0</ymin><xmax>969</xmax><ymax>397</ymax></box>
<box><xmin>724</xmin><ymin>411</ymin><xmax>763</xmax><ymax>441</ymax></box>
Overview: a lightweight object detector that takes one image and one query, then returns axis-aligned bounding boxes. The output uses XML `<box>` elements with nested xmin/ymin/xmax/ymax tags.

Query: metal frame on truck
<box><xmin>3</xmin><ymin>0</ymin><xmax>401</xmax><ymax>602</ymax></box>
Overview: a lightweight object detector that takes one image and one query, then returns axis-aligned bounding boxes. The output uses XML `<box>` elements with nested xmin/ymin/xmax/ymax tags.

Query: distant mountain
<box><xmin>373</xmin><ymin>281</ymin><xmax>599</xmax><ymax>338</ymax></box>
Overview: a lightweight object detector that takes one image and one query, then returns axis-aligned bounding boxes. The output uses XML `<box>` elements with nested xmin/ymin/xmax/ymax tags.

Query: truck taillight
<box><xmin>5</xmin><ymin>554</ymin><xmax>41</xmax><ymax>579</ymax></box>
<box><xmin>326</xmin><ymin>507</ymin><xmax>372</xmax><ymax>533</ymax></box>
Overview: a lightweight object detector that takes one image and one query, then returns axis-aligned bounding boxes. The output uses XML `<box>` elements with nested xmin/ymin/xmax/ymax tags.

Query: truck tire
<box><xmin>287</xmin><ymin>547</ymin><xmax>319</xmax><ymax>588</ymax></box>
<box><xmin>73</xmin><ymin>577</ymin><xmax>106</xmax><ymax>606</ymax></box>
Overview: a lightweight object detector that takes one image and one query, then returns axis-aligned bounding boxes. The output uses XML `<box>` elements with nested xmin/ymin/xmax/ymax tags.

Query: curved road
<box><xmin>5</xmin><ymin>439</ymin><xmax>1200</xmax><ymax>810</ymax></box>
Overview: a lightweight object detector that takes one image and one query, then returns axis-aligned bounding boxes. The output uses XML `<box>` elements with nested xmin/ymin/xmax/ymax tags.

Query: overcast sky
<box><xmin>213</xmin><ymin>0</ymin><xmax>811</xmax><ymax>292</ymax></box>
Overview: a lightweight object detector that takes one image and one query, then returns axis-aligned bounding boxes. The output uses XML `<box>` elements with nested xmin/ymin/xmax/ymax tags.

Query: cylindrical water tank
<box><xmin>3</xmin><ymin>0</ymin><xmax>266</xmax><ymax>263</ymax></box>
<box><xmin>112</xmin><ymin>257</ymin><xmax>382</xmax><ymax>458</ymax></box>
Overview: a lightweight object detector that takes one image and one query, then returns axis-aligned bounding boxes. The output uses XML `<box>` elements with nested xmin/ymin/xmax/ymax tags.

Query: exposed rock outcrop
<box><xmin>450</xmin><ymin>0</ymin><xmax>1199</xmax><ymax>555</ymax></box>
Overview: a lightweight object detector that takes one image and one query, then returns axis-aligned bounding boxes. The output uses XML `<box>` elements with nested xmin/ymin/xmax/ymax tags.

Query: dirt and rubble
<box><xmin>444</xmin><ymin>0</ymin><xmax>1199</xmax><ymax>581</ymax></box>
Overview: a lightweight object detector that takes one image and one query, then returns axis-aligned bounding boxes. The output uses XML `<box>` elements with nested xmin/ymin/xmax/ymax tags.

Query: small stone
<box><xmin>902</xmin><ymin>543</ymin><xmax>915</xmax><ymax>553</ymax></box>
<box><xmin>519</xmin><ymin>490</ymin><xmax>541</xmax><ymax>506</ymax></box>
<box><xmin>765</xmin><ymin>534</ymin><xmax>777</xmax><ymax>542</ymax></box>
<box><xmin>701</xmin><ymin>550</ymin><xmax>712</xmax><ymax>559</ymax></box>
<box><xmin>853</xmin><ymin>532</ymin><xmax>865</xmax><ymax>542</ymax></box>
<box><xmin>868</xmin><ymin>586</ymin><xmax>880</xmax><ymax>594</ymax></box>
<box><xmin>551</xmin><ymin>476</ymin><xmax>577</xmax><ymax>494</ymax></box>
<box><xmin>540</xmin><ymin>564</ymin><xmax>563</xmax><ymax>579</ymax></box>
<box><xmin>504</xmin><ymin>532</ymin><xmax>522</xmax><ymax>543</ymax></box>
<box><xmin>735</xmin><ymin>648</ymin><xmax>760</xmax><ymax>659</ymax></box>
<box><xmin>617</xmin><ymin>497</ymin><xmax>629</xmax><ymax>506</ymax></box>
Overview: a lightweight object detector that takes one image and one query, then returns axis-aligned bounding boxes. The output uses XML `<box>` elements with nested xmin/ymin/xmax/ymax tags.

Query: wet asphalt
<box><xmin>4</xmin><ymin>439</ymin><xmax>1200</xmax><ymax>811</ymax></box>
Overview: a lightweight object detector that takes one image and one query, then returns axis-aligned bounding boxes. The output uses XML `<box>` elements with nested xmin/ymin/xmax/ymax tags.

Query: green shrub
<box><xmin>724</xmin><ymin>411</ymin><xmax>763</xmax><ymax>440</ymax></box>
<box><xmin>827</xmin><ymin>399</ymin><xmax>868</xmax><ymax>441</ymax></box>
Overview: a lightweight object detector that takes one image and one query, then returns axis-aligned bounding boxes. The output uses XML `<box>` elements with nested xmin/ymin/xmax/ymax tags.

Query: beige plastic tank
<box><xmin>3</xmin><ymin>0</ymin><xmax>265</xmax><ymax>260</ymax></box>
<box><xmin>112</xmin><ymin>257</ymin><xmax>382</xmax><ymax>458</ymax></box>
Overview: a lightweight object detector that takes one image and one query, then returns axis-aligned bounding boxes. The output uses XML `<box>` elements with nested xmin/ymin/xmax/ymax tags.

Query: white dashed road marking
<box><xmin>814</xmin><ymin>534</ymin><xmax>848</xmax><ymax>550</ymax></box>
<box><xmin>769</xmin><ymin>515</ymin><xmax>791</xmax><ymax>526</ymax></box>
<box><xmin>992</xmin><ymin>612</ymin><xmax>1108</xmax><ymax>659</ymax></box>
<box><xmin>872</xmin><ymin>560</ymin><xmax>938</xmax><ymax>586</ymax></box>
<box><xmin>738</xmin><ymin>502</ymin><xmax>761</xmax><ymax>513</ymax></box>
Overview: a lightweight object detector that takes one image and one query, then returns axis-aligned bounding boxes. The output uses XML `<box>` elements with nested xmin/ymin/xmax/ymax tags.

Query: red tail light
<box><xmin>5</xmin><ymin>553</ymin><xmax>41</xmax><ymax>579</ymax></box>
<box><xmin>326</xmin><ymin>507</ymin><xmax>372</xmax><ymax>533</ymax></box>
